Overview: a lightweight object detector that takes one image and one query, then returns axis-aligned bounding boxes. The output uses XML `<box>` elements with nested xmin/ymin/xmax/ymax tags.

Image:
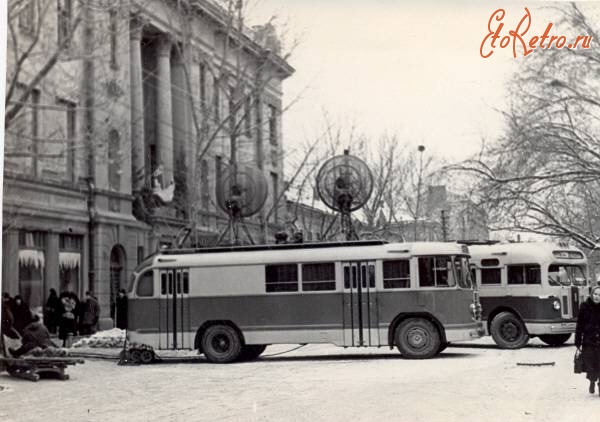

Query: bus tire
<box><xmin>437</xmin><ymin>342</ymin><xmax>449</xmax><ymax>354</ymax></box>
<box><xmin>490</xmin><ymin>312</ymin><xmax>529</xmax><ymax>349</ymax></box>
<box><xmin>395</xmin><ymin>318</ymin><xmax>441</xmax><ymax>359</ymax></box>
<box><xmin>237</xmin><ymin>345</ymin><xmax>267</xmax><ymax>362</ymax></box>
<box><xmin>539</xmin><ymin>334</ymin><xmax>571</xmax><ymax>347</ymax></box>
<box><xmin>201</xmin><ymin>324</ymin><xmax>243</xmax><ymax>363</ymax></box>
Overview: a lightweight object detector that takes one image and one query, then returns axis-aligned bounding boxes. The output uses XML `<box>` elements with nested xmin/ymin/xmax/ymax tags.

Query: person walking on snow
<box><xmin>575</xmin><ymin>285</ymin><xmax>600</xmax><ymax>395</ymax></box>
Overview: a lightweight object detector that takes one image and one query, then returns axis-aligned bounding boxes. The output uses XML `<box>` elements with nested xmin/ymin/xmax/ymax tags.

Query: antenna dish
<box><xmin>316</xmin><ymin>150</ymin><xmax>373</xmax><ymax>240</ymax></box>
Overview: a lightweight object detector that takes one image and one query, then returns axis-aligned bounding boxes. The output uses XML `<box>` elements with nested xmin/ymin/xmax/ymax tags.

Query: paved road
<box><xmin>1</xmin><ymin>338</ymin><xmax>599</xmax><ymax>422</ymax></box>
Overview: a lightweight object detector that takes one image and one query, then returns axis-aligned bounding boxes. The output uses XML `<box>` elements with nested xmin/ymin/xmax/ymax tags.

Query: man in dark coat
<box><xmin>44</xmin><ymin>288</ymin><xmax>61</xmax><ymax>334</ymax></box>
<box><xmin>575</xmin><ymin>285</ymin><xmax>600</xmax><ymax>395</ymax></box>
<box><xmin>80</xmin><ymin>291</ymin><xmax>100</xmax><ymax>335</ymax></box>
<box><xmin>10</xmin><ymin>295</ymin><xmax>32</xmax><ymax>335</ymax></box>
<box><xmin>115</xmin><ymin>289</ymin><xmax>128</xmax><ymax>330</ymax></box>
<box><xmin>9</xmin><ymin>314</ymin><xmax>53</xmax><ymax>358</ymax></box>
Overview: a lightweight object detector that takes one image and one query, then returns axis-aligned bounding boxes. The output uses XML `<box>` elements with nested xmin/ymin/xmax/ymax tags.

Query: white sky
<box><xmin>247</xmin><ymin>0</ymin><xmax>593</xmax><ymax>161</ymax></box>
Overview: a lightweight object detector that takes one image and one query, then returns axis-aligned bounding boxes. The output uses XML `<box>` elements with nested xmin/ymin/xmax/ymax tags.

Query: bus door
<box><xmin>342</xmin><ymin>261</ymin><xmax>379</xmax><ymax>346</ymax></box>
<box><xmin>158</xmin><ymin>268</ymin><xmax>190</xmax><ymax>349</ymax></box>
<box><xmin>559</xmin><ymin>285</ymin><xmax>581</xmax><ymax>319</ymax></box>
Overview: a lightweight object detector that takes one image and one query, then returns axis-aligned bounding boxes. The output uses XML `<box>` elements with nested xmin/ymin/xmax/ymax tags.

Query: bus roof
<box><xmin>137</xmin><ymin>241</ymin><xmax>470</xmax><ymax>270</ymax></box>
<box><xmin>469</xmin><ymin>242</ymin><xmax>587</xmax><ymax>264</ymax></box>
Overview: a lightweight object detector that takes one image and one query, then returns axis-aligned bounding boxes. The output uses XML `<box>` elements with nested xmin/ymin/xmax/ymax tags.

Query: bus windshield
<box><xmin>454</xmin><ymin>256</ymin><xmax>472</xmax><ymax>289</ymax></box>
<box><xmin>548</xmin><ymin>264</ymin><xmax>587</xmax><ymax>286</ymax></box>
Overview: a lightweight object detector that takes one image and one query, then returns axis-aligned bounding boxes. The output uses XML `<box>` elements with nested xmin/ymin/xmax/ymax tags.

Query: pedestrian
<box><xmin>80</xmin><ymin>291</ymin><xmax>100</xmax><ymax>335</ymax></box>
<box><xmin>575</xmin><ymin>285</ymin><xmax>600</xmax><ymax>395</ymax></box>
<box><xmin>44</xmin><ymin>288</ymin><xmax>61</xmax><ymax>334</ymax></box>
<box><xmin>1</xmin><ymin>293</ymin><xmax>19</xmax><ymax>340</ymax></box>
<box><xmin>115</xmin><ymin>289</ymin><xmax>128</xmax><ymax>330</ymax></box>
<box><xmin>11</xmin><ymin>295</ymin><xmax>32</xmax><ymax>335</ymax></box>
<box><xmin>58</xmin><ymin>292</ymin><xmax>78</xmax><ymax>346</ymax></box>
<box><xmin>8</xmin><ymin>314</ymin><xmax>53</xmax><ymax>358</ymax></box>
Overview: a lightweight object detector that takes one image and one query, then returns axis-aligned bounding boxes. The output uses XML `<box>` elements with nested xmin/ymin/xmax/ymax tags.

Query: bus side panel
<box><xmin>480</xmin><ymin>296</ymin><xmax>565</xmax><ymax>322</ymax></box>
<box><xmin>377</xmin><ymin>289</ymin><xmax>476</xmax><ymax>343</ymax></box>
<box><xmin>128</xmin><ymin>298</ymin><xmax>161</xmax><ymax>349</ymax></box>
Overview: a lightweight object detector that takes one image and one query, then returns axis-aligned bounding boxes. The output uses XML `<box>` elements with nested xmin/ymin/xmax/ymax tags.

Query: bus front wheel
<box><xmin>539</xmin><ymin>334</ymin><xmax>571</xmax><ymax>347</ymax></box>
<box><xmin>201</xmin><ymin>324</ymin><xmax>243</xmax><ymax>363</ymax></box>
<box><xmin>490</xmin><ymin>312</ymin><xmax>529</xmax><ymax>349</ymax></box>
<box><xmin>395</xmin><ymin>318</ymin><xmax>441</xmax><ymax>359</ymax></box>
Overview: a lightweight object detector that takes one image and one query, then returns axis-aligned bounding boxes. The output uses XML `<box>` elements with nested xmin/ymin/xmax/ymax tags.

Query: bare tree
<box><xmin>448</xmin><ymin>3</ymin><xmax>600</xmax><ymax>248</ymax></box>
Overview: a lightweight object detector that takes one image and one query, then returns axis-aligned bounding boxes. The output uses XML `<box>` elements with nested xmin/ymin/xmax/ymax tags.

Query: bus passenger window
<box><xmin>137</xmin><ymin>271</ymin><xmax>154</xmax><ymax>297</ymax></box>
<box><xmin>265</xmin><ymin>264</ymin><xmax>298</xmax><ymax>292</ymax></box>
<box><xmin>344</xmin><ymin>267</ymin><xmax>350</xmax><ymax>289</ymax></box>
<box><xmin>183</xmin><ymin>271</ymin><xmax>189</xmax><ymax>293</ymax></box>
<box><xmin>383</xmin><ymin>260</ymin><xmax>410</xmax><ymax>289</ymax></box>
<box><xmin>369</xmin><ymin>265</ymin><xmax>375</xmax><ymax>288</ymax></box>
<box><xmin>481</xmin><ymin>268</ymin><xmax>501</xmax><ymax>285</ymax></box>
<box><xmin>507</xmin><ymin>264</ymin><xmax>541</xmax><ymax>285</ymax></box>
<box><xmin>361</xmin><ymin>265</ymin><xmax>367</xmax><ymax>288</ymax></box>
<box><xmin>161</xmin><ymin>273</ymin><xmax>167</xmax><ymax>294</ymax></box>
<box><xmin>168</xmin><ymin>272</ymin><xmax>173</xmax><ymax>294</ymax></box>
<box><xmin>302</xmin><ymin>263</ymin><xmax>335</xmax><ymax>291</ymax></box>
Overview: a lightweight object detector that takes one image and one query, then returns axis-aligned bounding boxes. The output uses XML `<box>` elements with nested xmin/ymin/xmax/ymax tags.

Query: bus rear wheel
<box><xmin>237</xmin><ymin>345</ymin><xmax>267</xmax><ymax>362</ymax></box>
<box><xmin>395</xmin><ymin>318</ymin><xmax>441</xmax><ymax>359</ymax></box>
<box><xmin>490</xmin><ymin>312</ymin><xmax>529</xmax><ymax>349</ymax></box>
<box><xmin>539</xmin><ymin>334</ymin><xmax>571</xmax><ymax>347</ymax></box>
<box><xmin>201</xmin><ymin>325</ymin><xmax>243</xmax><ymax>363</ymax></box>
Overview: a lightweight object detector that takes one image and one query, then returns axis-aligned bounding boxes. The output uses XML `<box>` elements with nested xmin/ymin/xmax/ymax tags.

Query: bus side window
<box><xmin>369</xmin><ymin>265</ymin><xmax>375</xmax><ymax>288</ymax></box>
<box><xmin>176</xmin><ymin>271</ymin><xmax>182</xmax><ymax>294</ymax></box>
<box><xmin>361</xmin><ymin>265</ymin><xmax>367</xmax><ymax>288</ymax></box>
<box><xmin>168</xmin><ymin>272</ymin><xmax>173</xmax><ymax>294</ymax></box>
<box><xmin>161</xmin><ymin>273</ymin><xmax>167</xmax><ymax>295</ymax></box>
<box><xmin>344</xmin><ymin>267</ymin><xmax>350</xmax><ymax>289</ymax></box>
<box><xmin>137</xmin><ymin>271</ymin><xmax>154</xmax><ymax>297</ymax></box>
<box><xmin>183</xmin><ymin>271</ymin><xmax>189</xmax><ymax>294</ymax></box>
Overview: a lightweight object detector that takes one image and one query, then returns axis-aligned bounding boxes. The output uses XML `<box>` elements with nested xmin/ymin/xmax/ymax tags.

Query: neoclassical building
<box><xmin>2</xmin><ymin>0</ymin><xmax>293</xmax><ymax>326</ymax></box>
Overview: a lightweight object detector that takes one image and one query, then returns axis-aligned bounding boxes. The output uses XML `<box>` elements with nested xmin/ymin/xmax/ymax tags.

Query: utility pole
<box><xmin>82</xmin><ymin>1</ymin><xmax>96</xmax><ymax>293</ymax></box>
<box><xmin>414</xmin><ymin>145</ymin><xmax>425</xmax><ymax>241</ymax></box>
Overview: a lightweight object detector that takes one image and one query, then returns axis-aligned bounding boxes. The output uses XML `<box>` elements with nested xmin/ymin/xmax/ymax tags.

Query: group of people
<box><xmin>1</xmin><ymin>289</ymin><xmax>102</xmax><ymax>349</ymax></box>
<box><xmin>575</xmin><ymin>285</ymin><xmax>600</xmax><ymax>396</ymax></box>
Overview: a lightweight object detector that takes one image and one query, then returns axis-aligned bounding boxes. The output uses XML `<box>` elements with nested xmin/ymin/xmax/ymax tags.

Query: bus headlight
<box><xmin>553</xmin><ymin>300</ymin><xmax>561</xmax><ymax>311</ymax></box>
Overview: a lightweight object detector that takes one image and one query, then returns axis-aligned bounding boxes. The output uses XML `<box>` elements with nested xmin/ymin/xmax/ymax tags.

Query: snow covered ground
<box><xmin>1</xmin><ymin>337</ymin><xmax>600</xmax><ymax>422</ymax></box>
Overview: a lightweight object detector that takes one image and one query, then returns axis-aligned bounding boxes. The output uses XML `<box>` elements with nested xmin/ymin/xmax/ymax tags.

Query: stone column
<box><xmin>129</xmin><ymin>16</ymin><xmax>146</xmax><ymax>192</ymax></box>
<box><xmin>45</xmin><ymin>232</ymin><xmax>60</xmax><ymax>294</ymax></box>
<box><xmin>156</xmin><ymin>35</ymin><xmax>174</xmax><ymax>186</ymax></box>
<box><xmin>2</xmin><ymin>230</ymin><xmax>20</xmax><ymax>295</ymax></box>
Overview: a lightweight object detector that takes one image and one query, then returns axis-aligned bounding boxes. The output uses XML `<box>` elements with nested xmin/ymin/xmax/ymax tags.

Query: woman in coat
<box><xmin>44</xmin><ymin>288</ymin><xmax>61</xmax><ymax>334</ymax></box>
<box><xmin>10</xmin><ymin>295</ymin><xmax>32</xmax><ymax>335</ymax></box>
<box><xmin>575</xmin><ymin>285</ymin><xmax>600</xmax><ymax>395</ymax></box>
<box><xmin>115</xmin><ymin>289</ymin><xmax>128</xmax><ymax>330</ymax></box>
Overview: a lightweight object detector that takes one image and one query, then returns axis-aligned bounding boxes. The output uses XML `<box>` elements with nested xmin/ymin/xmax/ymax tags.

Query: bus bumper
<box><xmin>445</xmin><ymin>322</ymin><xmax>485</xmax><ymax>342</ymax></box>
<box><xmin>525</xmin><ymin>321</ymin><xmax>576</xmax><ymax>335</ymax></box>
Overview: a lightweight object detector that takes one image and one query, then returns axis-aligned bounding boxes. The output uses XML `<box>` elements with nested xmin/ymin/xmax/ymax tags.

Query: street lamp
<box><xmin>414</xmin><ymin>145</ymin><xmax>426</xmax><ymax>241</ymax></box>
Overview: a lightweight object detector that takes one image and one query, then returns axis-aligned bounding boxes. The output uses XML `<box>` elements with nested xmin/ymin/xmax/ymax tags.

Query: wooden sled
<box><xmin>0</xmin><ymin>356</ymin><xmax>85</xmax><ymax>382</ymax></box>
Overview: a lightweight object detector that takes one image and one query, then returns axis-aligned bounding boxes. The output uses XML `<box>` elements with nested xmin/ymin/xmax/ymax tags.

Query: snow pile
<box><xmin>72</xmin><ymin>328</ymin><xmax>125</xmax><ymax>348</ymax></box>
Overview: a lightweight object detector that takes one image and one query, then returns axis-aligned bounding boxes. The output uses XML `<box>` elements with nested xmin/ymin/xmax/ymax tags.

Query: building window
<box><xmin>215</xmin><ymin>155</ymin><xmax>222</xmax><ymax>191</ymax></box>
<box><xmin>244</xmin><ymin>94</ymin><xmax>252</xmax><ymax>134</ymax></box>
<box><xmin>57</xmin><ymin>0</ymin><xmax>73</xmax><ymax>47</ymax></box>
<box><xmin>268</xmin><ymin>104</ymin><xmax>278</xmax><ymax>145</ymax></box>
<box><xmin>200</xmin><ymin>159</ymin><xmax>209</xmax><ymax>209</ymax></box>
<box><xmin>383</xmin><ymin>260</ymin><xmax>410</xmax><ymax>289</ymax></box>
<box><xmin>4</xmin><ymin>85</ymin><xmax>39</xmax><ymax>176</ymax></box>
<box><xmin>418</xmin><ymin>256</ymin><xmax>457</xmax><ymax>287</ymax></box>
<box><xmin>213</xmin><ymin>75</ymin><xmax>220</xmax><ymax>122</ymax></box>
<box><xmin>507</xmin><ymin>264</ymin><xmax>541</xmax><ymax>285</ymax></box>
<box><xmin>19</xmin><ymin>0</ymin><xmax>36</xmax><ymax>34</ymax></box>
<box><xmin>481</xmin><ymin>268</ymin><xmax>501</xmax><ymax>285</ymax></box>
<box><xmin>137</xmin><ymin>246</ymin><xmax>145</xmax><ymax>264</ymax></box>
<box><xmin>199</xmin><ymin>62</ymin><xmax>207</xmax><ymax>111</ymax></box>
<box><xmin>302</xmin><ymin>263</ymin><xmax>335</xmax><ymax>291</ymax></box>
<box><xmin>109</xmin><ymin>8</ymin><xmax>119</xmax><ymax>70</ymax></box>
<box><xmin>270</xmin><ymin>172</ymin><xmax>279</xmax><ymax>222</ymax></box>
<box><xmin>18</xmin><ymin>230</ymin><xmax>46</xmax><ymax>308</ymax></box>
<box><xmin>59</xmin><ymin>233</ymin><xmax>82</xmax><ymax>295</ymax></box>
<box><xmin>265</xmin><ymin>264</ymin><xmax>298</xmax><ymax>292</ymax></box>
<box><xmin>56</xmin><ymin>98</ymin><xmax>77</xmax><ymax>183</ymax></box>
<box><xmin>108</xmin><ymin>129</ymin><xmax>121</xmax><ymax>191</ymax></box>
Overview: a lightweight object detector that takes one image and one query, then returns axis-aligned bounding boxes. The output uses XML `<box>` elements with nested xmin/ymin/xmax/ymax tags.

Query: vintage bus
<box><xmin>469</xmin><ymin>242</ymin><xmax>589</xmax><ymax>349</ymax></box>
<box><xmin>126</xmin><ymin>240</ymin><xmax>483</xmax><ymax>363</ymax></box>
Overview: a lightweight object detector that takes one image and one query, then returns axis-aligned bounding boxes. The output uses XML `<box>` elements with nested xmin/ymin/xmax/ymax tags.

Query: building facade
<box><xmin>2</xmin><ymin>0</ymin><xmax>293</xmax><ymax>326</ymax></box>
